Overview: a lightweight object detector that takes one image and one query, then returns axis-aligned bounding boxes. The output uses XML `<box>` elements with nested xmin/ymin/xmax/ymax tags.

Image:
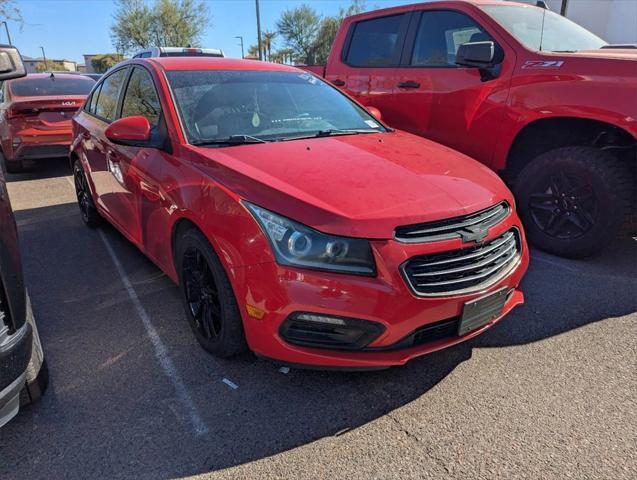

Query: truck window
<box><xmin>346</xmin><ymin>14</ymin><xmax>407</xmax><ymax>67</ymax></box>
<box><xmin>411</xmin><ymin>11</ymin><xmax>491</xmax><ymax>67</ymax></box>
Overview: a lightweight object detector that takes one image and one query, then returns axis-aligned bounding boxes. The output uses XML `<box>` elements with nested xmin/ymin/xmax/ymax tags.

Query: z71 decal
<box><xmin>522</xmin><ymin>60</ymin><xmax>565</xmax><ymax>69</ymax></box>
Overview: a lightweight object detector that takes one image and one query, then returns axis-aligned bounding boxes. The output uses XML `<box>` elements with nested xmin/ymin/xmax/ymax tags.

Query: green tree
<box><xmin>0</xmin><ymin>0</ymin><xmax>21</xmax><ymax>24</ymax></box>
<box><xmin>262</xmin><ymin>30</ymin><xmax>277</xmax><ymax>62</ymax></box>
<box><xmin>111</xmin><ymin>0</ymin><xmax>209</xmax><ymax>55</ymax></box>
<box><xmin>35</xmin><ymin>61</ymin><xmax>68</xmax><ymax>73</ymax></box>
<box><xmin>91</xmin><ymin>53</ymin><xmax>124</xmax><ymax>73</ymax></box>
<box><xmin>276</xmin><ymin>4</ymin><xmax>320</xmax><ymax>64</ymax></box>
<box><xmin>276</xmin><ymin>1</ymin><xmax>365</xmax><ymax>65</ymax></box>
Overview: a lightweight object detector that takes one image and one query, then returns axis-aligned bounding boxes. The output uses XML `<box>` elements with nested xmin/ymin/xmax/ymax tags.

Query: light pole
<box><xmin>1</xmin><ymin>21</ymin><xmax>11</xmax><ymax>45</ymax></box>
<box><xmin>40</xmin><ymin>46</ymin><xmax>48</xmax><ymax>71</ymax></box>
<box><xmin>235</xmin><ymin>36</ymin><xmax>244</xmax><ymax>59</ymax></box>
<box><xmin>255</xmin><ymin>0</ymin><xmax>262</xmax><ymax>61</ymax></box>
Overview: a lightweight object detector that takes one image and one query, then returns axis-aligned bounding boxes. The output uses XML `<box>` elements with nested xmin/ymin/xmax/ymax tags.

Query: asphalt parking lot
<box><xmin>0</xmin><ymin>158</ymin><xmax>635</xmax><ymax>480</ymax></box>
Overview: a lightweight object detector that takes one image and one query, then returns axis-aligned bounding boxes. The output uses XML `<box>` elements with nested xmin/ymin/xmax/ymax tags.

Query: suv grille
<box><xmin>402</xmin><ymin>229</ymin><xmax>521</xmax><ymax>296</ymax></box>
<box><xmin>395</xmin><ymin>202</ymin><xmax>509</xmax><ymax>243</ymax></box>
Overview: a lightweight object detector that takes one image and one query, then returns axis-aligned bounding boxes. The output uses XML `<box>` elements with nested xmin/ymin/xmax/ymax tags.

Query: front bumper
<box><xmin>0</xmin><ymin>322</ymin><xmax>32</xmax><ymax>427</ymax></box>
<box><xmin>232</xmin><ymin>217</ymin><xmax>529</xmax><ymax>368</ymax></box>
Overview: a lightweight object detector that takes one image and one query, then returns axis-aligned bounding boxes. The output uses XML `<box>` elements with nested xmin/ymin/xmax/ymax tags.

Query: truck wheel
<box><xmin>515</xmin><ymin>146</ymin><xmax>632</xmax><ymax>258</ymax></box>
<box><xmin>176</xmin><ymin>228</ymin><xmax>248</xmax><ymax>358</ymax></box>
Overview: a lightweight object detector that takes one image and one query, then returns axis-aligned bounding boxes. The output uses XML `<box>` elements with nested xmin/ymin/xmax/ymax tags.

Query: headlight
<box><xmin>244</xmin><ymin>202</ymin><xmax>377</xmax><ymax>276</ymax></box>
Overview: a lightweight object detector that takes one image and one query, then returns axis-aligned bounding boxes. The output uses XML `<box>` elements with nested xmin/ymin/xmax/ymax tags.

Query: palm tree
<box><xmin>262</xmin><ymin>30</ymin><xmax>278</xmax><ymax>62</ymax></box>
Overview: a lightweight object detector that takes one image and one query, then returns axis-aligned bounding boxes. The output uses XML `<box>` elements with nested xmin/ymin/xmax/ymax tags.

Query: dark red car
<box><xmin>71</xmin><ymin>57</ymin><xmax>528</xmax><ymax>368</ymax></box>
<box><xmin>0</xmin><ymin>73</ymin><xmax>94</xmax><ymax>173</ymax></box>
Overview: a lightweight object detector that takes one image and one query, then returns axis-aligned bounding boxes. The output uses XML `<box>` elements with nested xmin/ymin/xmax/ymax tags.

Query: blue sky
<box><xmin>9</xmin><ymin>0</ymin><xmax>411</xmax><ymax>64</ymax></box>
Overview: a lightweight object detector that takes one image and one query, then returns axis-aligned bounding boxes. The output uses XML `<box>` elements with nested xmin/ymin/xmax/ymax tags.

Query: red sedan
<box><xmin>0</xmin><ymin>73</ymin><xmax>94</xmax><ymax>173</ymax></box>
<box><xmin>71</xmin><ymin>58</ymin><xmax>528</xmax><ymax>369</ymax></box>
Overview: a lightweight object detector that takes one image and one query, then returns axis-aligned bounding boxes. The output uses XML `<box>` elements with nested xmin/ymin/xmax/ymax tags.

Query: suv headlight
<box><xmin>245</xmin><ymin>202</ymin><xmax>376</xmax><ymax>276</ymax></box>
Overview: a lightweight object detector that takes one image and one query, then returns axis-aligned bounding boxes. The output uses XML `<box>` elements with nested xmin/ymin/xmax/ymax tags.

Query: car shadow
<box><xmin>1</xmin><ymin>196</ymin><xmax>635</xmax><ymax>479</ymax></box>
<box><xmin>2</xmin><ymin>155</ymin><xmax>71</xmax><ymax>182</ymax></box>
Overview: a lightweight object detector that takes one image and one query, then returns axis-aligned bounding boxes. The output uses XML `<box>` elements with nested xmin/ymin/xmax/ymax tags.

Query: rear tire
<box><xmin>176</xmin><ymin>228</ymin><xmax>247</xmax><ymax>358</ymax></box>
<box><xmin>5</xmin><ymin>159</ymin><xmax>23</xmax><ymax>174</ymax></box>
<box><xmin>515</xmin><ymin>146</ymin><xmax>632</xmax><ymax>258</ymax></box>
<box><xmin>73</xmin><ymin>160</ymin><xmax>101</xmax><ymax>228</ymax></box>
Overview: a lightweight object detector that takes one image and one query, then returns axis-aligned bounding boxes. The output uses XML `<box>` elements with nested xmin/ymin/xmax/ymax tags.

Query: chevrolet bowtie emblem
<box><xmin>459</xmin><ymin>225</ymin><xmax>489</xmax><ymax>243</ymax></box>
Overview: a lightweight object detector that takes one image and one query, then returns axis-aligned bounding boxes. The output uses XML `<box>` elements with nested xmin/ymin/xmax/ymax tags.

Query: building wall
<box><xmin>83</xmin><ymin>55</ymin><xmax>97</xmax><ymax>74</ymax></box>
<box><xmin>547</xmin><ymin>0</ymin><xmax>637</xmax><ymax>43</ymax></box>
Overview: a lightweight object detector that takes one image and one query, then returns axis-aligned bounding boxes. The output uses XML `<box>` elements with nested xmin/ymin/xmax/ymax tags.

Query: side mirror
<box><xmin>456</xmin><ymin>41</ymin><xmax>496</xmax><ymax>68</ymax></box>
<box><xmin>105</xmin><ymin>116</ymin><xmax>151</xmax><ymax>146</ymax></box>
<box><xmin>367</xmin><ymin>106</ymin><xmax>382</xmax><ymax>122</ymax></box>
<box><xmin>456</xmin><ymin>41</ymin><xmax>503</xmax><ymax>81</ymax></box>
<box><xmin>0</xmin><ymin>44</ymin><xmax>26</xmax><ymax>81</ymax></box>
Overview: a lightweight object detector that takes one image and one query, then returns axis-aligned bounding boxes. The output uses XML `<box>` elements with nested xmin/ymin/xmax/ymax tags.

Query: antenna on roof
<box><xmin>49</xmin><ymin>72</ymin><xmax>55</xmax><ymax>79</ymax></box>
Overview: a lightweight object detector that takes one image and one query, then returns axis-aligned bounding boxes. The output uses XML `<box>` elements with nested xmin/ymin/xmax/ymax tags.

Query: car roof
<box><xmin>146</xmin><ymin>57</ymin><xmax>301</xmax><ymax>73</ymax></box>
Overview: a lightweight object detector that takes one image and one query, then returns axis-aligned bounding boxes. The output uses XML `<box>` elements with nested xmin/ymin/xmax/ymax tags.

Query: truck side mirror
<box><xmin>0</xmin><ymin>45</ymin><xmax>26</xmax><ymax>81</ymax></box>
<box><xmin>456</xmin><ymin>41</ymin><xmax>502</xmax><ymax>81</ymax></box>
<box><xmin>456</xmin><ymin>41</ymin><xmax>496</xmax><ymax>68</ymax></box>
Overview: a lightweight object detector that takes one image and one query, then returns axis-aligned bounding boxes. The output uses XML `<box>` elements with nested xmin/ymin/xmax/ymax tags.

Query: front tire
<box><xmin>515</xmin><ymin>146</ymin><xmax>632</xmax><ymax>258</ymax></box>
<box><xmin>176</xmin><ymin>228</ymin><xmax>247</xmax><ymax>358</ymax></box>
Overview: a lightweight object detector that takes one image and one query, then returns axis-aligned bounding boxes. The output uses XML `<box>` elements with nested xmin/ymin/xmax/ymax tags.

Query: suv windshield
<box><xmin>10</xmin><ymin>76</ymin><xmax>95</xmax><ymax>96</ymax></box>
<box><xmin>482</xmin><ymin>5</ymin><xmax>606</xmax><ymax>52</ymax></box>
<box><xmin>166</xmin><ymin>70</ymin><xmax>385</xmax><ymax>144</ymax></box>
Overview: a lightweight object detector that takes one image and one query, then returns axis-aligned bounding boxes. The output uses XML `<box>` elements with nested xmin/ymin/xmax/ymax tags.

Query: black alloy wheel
<box><xmin>73</xmin><ymin>161</ymin><xmax>100</xmax><ymax>227</ymax></box>
<box><xmin>182</xmin><ymin>247</ymin><xmax>223</xmax><ymax>341</ymax></box>
<box><xmin>176</xmin><ymin>228</ymin><xmax>247</xmax><ymax>358</ymax></box>
<box><xmin>527</xmin><ymin>170</ymin><xmax>597</xmax><ymax>240</ymax></box>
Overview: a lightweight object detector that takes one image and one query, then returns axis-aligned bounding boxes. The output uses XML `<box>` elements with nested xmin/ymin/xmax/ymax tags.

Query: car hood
<box><xmin>189</xmin><ymin>131</ymin><xmax>512</xmax><ymax>239</ymax></box>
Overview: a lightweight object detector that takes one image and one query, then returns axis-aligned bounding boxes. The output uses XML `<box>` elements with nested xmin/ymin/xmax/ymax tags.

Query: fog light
<box><xmin>279</xmin><ymin>312</ymin><xmax>385</xmax><ymax>350</ymax></box>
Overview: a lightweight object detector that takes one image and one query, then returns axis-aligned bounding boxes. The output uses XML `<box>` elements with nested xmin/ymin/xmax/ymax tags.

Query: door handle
<box><xmin>397</xmin><ymin>81</ymin><xmax>420</xmax><ymax>89</ymax></box>
<box><xmin>332</xmin><ymin>79</ymin><xmax>345</xmax><ymax>86</ymax></box>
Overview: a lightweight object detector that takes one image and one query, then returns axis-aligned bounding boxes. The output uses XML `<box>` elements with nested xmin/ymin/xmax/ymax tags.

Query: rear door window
<box><xmin>410</xmin><ymin>10</ymin><xmax>491</xmax><ymax>67</ymax></box>
<box><xmin>345</xmin><ymin>14</ymin><xmax>409</xmax><ymax>67</ymax></box>
<box><xmin>94</xmin><ymin>68</ymin><xmax>127</xmax><ymax>122</ymax></box>
<box><xmin>120</xmin><ymin>67</ymin><xmax>162</xmax><ymax>127</ymax></box>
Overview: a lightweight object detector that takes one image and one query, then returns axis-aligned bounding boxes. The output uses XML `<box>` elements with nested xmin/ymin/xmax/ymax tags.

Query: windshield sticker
<box><xmin>365</xmin><ymin>119</ymin><xmax>380</xmax><ymax>128</ymax></box>
<box><xmin>522</xmin><ymin>60</ymin><xmax>565</xmax><ymax>69</ymax></box>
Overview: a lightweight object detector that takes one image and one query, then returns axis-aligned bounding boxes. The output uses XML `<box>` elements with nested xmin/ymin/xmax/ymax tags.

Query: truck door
<box><xmin>325</xmin><ymin>10</ymin><xmax>412</xmax><ymax>127</ymax></box>
<box><xmin>392</xmin><ymin>8</ymin><xmax>515</xmax><ymax>166</ymax></box>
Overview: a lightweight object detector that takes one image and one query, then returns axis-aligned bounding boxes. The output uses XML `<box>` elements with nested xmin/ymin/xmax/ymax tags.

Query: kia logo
<box><xmin>61</xmin><ymin>101</ymin><xmax>76</xmax><ymax>106</ymax></box>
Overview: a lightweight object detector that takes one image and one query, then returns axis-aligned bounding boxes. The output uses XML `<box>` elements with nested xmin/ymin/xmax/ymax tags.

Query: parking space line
<box><xmin>97</xmin><ymin>228</ymin><xmax>210</xmax><ymax>436</ymax></box>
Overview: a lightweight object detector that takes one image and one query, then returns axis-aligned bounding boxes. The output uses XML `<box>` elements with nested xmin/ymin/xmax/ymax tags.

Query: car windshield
<box><xmin>482</xmin><ymin>5</ymin><xmax>606</xmax><ymax>52</ymax></box>
<box><xmin>166</xmin><ymin>70</ymin><xmax>385</xmax><ymax>144</ymax></box>
<box><xmin>10</xmin><ymin>76</ymin><xmax>95</xmax><ymax>96</ymax></box>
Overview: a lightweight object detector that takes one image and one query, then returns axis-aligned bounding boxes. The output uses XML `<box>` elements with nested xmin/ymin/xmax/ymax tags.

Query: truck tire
<box><xmin>515</xmin><ymin>146</ymin><xmax>632</xmax><ymax>258</ymax></box>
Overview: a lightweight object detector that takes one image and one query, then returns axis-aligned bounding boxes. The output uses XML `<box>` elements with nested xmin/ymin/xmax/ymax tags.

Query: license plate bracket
<box><xmin>458</xmin><ymin>288</ymin><xmax>508</xmax><ymax>336</ymax></box>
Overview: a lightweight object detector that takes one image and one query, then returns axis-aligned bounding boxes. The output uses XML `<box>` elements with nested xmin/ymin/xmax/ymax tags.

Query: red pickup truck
<box><xmin>301</xmin><ymin>0</ymin><xmax>636</xmax><ymax>258</ymax></box>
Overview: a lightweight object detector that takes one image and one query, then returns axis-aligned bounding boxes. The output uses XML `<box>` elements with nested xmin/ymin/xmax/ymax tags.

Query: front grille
<box><xmin>402</xmin><ymin>229</ymin><xmax>521</xmax><ymax>296</ymax></box>
<box><xmin>395</xmin><ymin>202</ymin><xmax>510</xmax><ymax>243</ymax></box>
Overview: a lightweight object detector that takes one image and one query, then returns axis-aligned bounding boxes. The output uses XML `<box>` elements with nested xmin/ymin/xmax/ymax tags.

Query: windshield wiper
<box><xmin>551</xmin><ymin>50</ymin><xmax>577</xmax><ymax>53</ymax></box>
<box><xmin>192</xmin><ymin>134</ymin><xmax>267</xmax><ymax>147</ymax></box>
<box><xmin>278</xmin><ymin>128</ymin><xmax>380</xmax><ymax>142</ymax></box>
